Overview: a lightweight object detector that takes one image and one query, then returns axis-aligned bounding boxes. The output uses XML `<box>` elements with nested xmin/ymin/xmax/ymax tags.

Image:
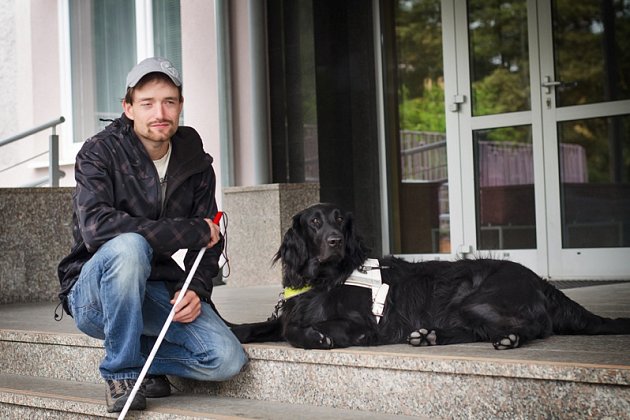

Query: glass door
<box><xmin>383</xmin><ymin>0</ymin><xmax>628</xmax><ymax>278</ymax></box>
<box><xmin>539</xmin><ymin>0</ymin><xmax>630</xmax><ymax>278</ymax></box>
<box><xmin>450</xmin><ymin>0</ymin><xmax>630</xmax><ymax>278</ymax></box>
<box><xmin>451</xmin><ymin>0</ymin><xmax>544</xmax><ymax>272</ymax></box>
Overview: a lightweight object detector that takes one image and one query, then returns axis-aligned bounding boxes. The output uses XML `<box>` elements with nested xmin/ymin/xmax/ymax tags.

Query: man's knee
<box><xmin>107</xmin><ymin>233</ymin><xmax>152</xmax><ymax>264</ymax></box>
<box><xmin>196</xmin><ymin>340</ymin><xmax>248</xmax><ymax>382</ymax></box>
<box><xmin>103</xmin><ymin>233</ymin><xmax>152</xmax><ymax>287</ymax></box>
<box><xmin>216</xmin><ymin>343</ymin><xmax>248</xmax><ymax>380</ymax></box>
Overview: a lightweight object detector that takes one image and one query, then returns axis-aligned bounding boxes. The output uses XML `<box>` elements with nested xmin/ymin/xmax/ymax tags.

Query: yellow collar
<box><xmin>283</xmin><ymin>285</ymin><xmax>312</xmax><ymax>299</ymax></box>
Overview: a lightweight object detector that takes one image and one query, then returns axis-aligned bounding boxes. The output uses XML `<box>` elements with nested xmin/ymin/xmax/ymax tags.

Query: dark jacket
<box><xmin>57</xmin><ymin>114</ymin><xmax>223</xmax><ymax>315</ymax></box>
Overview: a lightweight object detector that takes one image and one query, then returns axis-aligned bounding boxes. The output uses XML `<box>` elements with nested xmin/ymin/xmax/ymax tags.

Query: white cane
<box><xmin>119</xmin><ymin>213</ymin><xmax>222</xmax><ymax>418</ymax></box>
<box><xmin>117</xmin><ymin>246</ymin><xmax>204</xmax><ymax>419</ymax></box>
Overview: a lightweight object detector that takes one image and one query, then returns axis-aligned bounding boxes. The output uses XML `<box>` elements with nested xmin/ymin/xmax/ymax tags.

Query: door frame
<box><xmin>444</xmin><ymin>0</ymin><xmax>545</xmax><ymax>272</ymax></box>
<box><xmin>537</xmin><ymin>1</ymin><xmax>630</xmax><ymax>279</ymax></box>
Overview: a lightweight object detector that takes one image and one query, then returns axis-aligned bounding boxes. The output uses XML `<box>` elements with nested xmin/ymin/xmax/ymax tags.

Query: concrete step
<box><xmin>0</xmin><ymin>373</ymin><xmax>414</xmax><ymax>419</ymax></box>
<box><xmin>1</xmin><ymin>283</ymin><xmax>630</xmax><ymax>418</ymax></box>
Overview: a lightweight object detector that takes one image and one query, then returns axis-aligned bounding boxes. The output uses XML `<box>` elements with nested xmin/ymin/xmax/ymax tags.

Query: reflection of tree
<box><xmin>553</xmin><ymin>0</ymin><xmax>604</xmax><ymax>106</ymax></box>
<box><xmin>396</xmin><ymin>0</ymin><xmax>444</xmax><ymax>132</ymax></box>
<box><xmin>553</xmin><ymin>1</ymin><xmax>629</xmax><ymax>185</ymax></box>
<box><xmin>399</xmin><ymin>79</ymin><xmax>445</xmax><ymax>132</ymax></box>
<box><xmin>395</xmin><ymin>0</ymin><xmax>629</xmax><ymax>182</ymax></box>
<box><xmin>472</xmin><ymin>67</ymin><xmax>529</xmax><ymax>118</ymax></box>
<box><xmin>553</xmin><ymin>0</ymin><xmax>630</xmax><ymax>106</ymax></box>
<box><xmin>395</xmin><ymin>0</ymin><xmax>531</xmax><ymax>136</ymax></box>
<box><xmin>468</xmin><ymin>0</ymin><xmax>530</xmax><ymax>116</ymax></box>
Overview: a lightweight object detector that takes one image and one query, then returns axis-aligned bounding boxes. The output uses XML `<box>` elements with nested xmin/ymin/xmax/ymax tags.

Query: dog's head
<box><xmin>274</xmin><ymin>203</ymin><xmax>369</xmax><ymax>289</ymax></box>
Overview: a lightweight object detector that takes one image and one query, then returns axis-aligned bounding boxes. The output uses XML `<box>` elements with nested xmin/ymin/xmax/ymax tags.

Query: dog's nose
<box><xmin>327</xmin><ymin>236</ymin><xmax>343</xmax><ymax>248</ymax></box>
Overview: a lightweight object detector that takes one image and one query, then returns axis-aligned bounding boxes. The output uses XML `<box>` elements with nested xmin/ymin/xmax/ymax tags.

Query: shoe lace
<box><xmin>109</xmin><ymin>379</ymin><xmax>141</xmax><ymax>397</ymax></box>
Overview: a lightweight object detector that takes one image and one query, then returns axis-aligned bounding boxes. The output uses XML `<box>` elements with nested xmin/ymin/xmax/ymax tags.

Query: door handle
<box><xmin>542</xmin><ymin>76</ymin><xmax>561</xmax><ymax>94</ymax></box>
<box><xmin>542</xmin><ymin>76</ymin><xmax>577</xmax><ymax>94</ymax></box>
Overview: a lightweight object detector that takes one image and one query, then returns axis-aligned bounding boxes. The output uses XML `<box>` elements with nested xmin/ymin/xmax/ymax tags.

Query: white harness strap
<box><xmin>344</xmin><ymin>258</ymin><xmax>389</xmax><ymax>324</ymax></box>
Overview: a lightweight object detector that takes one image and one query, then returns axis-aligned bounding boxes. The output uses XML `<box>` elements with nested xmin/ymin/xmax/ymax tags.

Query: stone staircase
<box><xmin>0</xmin><ymin>298</ymin><xmax>419</xmax><ymax>420</ymax></box>
<box><xmin>1</xmin><ymin>283</ymin><xmax>630</xmax><ymax>419</ymax></box>
<box><xmin>1</xmin><ymin>188</ymin><xmax>629</xmax><ymax>418</ymax></box>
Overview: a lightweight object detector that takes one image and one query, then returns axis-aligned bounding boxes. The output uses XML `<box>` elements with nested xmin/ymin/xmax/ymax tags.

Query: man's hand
<box><xmin>171</xmin><ymin>290</ymin><xmax>201</xmax><ymax>323</ymax></box>
<box><xmin>204</xmin><ymin>218</ymin><xmax>221</xmax><ymax>248</ymax></box>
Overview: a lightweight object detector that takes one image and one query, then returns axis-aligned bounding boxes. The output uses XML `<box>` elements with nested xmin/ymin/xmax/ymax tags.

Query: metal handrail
<box><xmin>0</xmin><ymin>116</ymin><xmax>66</xmax><ymax>187</ymax></box>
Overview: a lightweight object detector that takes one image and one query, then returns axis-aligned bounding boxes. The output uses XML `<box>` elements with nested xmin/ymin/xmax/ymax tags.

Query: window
<box><xmin>152</xmin><ymin>0</ymin><xmax>182</xmax><ymax>78</ymax></box>
<box><xmin>67</xmin><ymin>0</ymin><xmax>181</xmax><ymax>143</ymax></box>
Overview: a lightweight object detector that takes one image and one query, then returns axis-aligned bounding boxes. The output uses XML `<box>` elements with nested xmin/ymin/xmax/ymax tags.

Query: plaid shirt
<box><xmin>57</xmin><ymin>114</ymin><xmax>222</xmax><ymax>314</ymax></box>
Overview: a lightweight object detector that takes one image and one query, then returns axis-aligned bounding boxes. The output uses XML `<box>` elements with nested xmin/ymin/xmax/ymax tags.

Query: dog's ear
<box><xmin>274</xmin><ymin>215</ymin><xmax>310</xmax><ymax>288</ymax></box>
<box><xmin>343</xmin><ymin>211</ymin><xmax>369</xmax><ymax>266</ymax></box>
<box><xmin>272</xmin><ymin>212</ymin><xmax>304</xmax><ymax>265</ymax></box>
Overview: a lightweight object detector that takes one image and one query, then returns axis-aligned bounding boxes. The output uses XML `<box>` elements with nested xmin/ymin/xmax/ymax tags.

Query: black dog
<box><xmin>231</xmin><ymin>203</ymin><xmax>630</xmax><ymax>350</ymax></box>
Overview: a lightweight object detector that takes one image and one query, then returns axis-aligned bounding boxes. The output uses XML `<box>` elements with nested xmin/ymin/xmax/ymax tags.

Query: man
<box><xmin>57</xmin><ymin>57</ymin><xmax>247</xmax><ymax>413</ymax></box>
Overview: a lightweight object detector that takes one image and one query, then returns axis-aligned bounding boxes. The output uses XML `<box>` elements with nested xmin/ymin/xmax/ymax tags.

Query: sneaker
<box><xmin>105</xmin><ymin>379</ymin><xmax>146</xmax><ymax>413</ymax></box>
<box><xmin>143</xmin><ymin>374</ymin><xmax>172</xmax><ymax>398</ymax></box>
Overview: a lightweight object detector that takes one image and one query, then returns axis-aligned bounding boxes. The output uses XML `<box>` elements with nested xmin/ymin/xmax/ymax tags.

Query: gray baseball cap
<box><xmin>126</xmin><ymin>57</ymin><xmax>182</xmax><ymax>88</ymax></box>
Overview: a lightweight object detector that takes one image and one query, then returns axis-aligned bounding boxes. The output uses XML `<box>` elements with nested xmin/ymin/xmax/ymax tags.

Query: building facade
<box><xmin>2</xmin><ymin>0</ymin><xmax>629</xmax><ymax>280</ymax></box>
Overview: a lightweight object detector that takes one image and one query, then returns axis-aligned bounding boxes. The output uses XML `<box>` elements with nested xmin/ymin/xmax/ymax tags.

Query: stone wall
<box><xmin>222</xmin><ymin>184</ymin><xmax>319</xmax><ymax>287</ymax></box>
<box><xmin>0</xmin><ymin>184</ymin><xmax>320</xmax><ymax>303</ymax></box>
<box><xmin>0</xmin><ymin>188</ymin><xmax>73</xmax><ymax>303</ymax></box>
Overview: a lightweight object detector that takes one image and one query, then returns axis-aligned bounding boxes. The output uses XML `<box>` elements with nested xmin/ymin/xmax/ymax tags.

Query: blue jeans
<box><xmin>67</xmin><ymin>233</ymin><xmax>248</xmax><ymax>381</ymax></box>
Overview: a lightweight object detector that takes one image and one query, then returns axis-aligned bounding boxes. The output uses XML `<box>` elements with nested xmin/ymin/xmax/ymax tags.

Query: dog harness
<box><xmin>344</xmin><ymin>258</ymin><xmax>390</xmax><ymax>324</ymax></box>
<box><xmin>274</xmin><ymin>259</ymin><xmax>390</xmax><ymax>323</ymax></box>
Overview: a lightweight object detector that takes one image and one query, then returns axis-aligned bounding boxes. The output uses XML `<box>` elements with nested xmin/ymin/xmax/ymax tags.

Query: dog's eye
<box><xmin>336</xmin><ymin>216</ymin><xmax>344</xmax><ymax>224</ymax></box>
<box><xmin>311</xmin><ymin>218</ymin><xmax>322</xmax><ymax>228</ymax></box>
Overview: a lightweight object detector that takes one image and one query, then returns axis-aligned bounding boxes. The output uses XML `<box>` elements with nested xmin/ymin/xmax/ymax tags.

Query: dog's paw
<box><xmin>352</xmin><ymin>333</ymin><xmax>367</xmax><ymax>345</ymax></box>
<box><xmin>305</xmin><ymin>328</ymin><xmax>334</xmax><ymax>349</ymax></box>
<box><xmin>493</xmin><ymin>333</ymin><xmax>520</xmax><ymax>350</ymax></box>
<box><xmin>317</xmin><ymin>332</ymin><xmax>333</xmax><ymax>348</ymax></box>
<box><xmin>407</xmin><ymin>328</ymin><xmax>437</xmax><ymax>346</ymax></box>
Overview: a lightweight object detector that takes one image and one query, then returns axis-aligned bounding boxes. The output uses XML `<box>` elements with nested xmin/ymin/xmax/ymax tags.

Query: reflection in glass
<box><xmin>552</xmin><ymin>0</ymin><xmax>630</xmax><ymax>107</ymax></box>
<box><xmin>474</xmin><ymin>126</ymin><xmax>536</xmax><ymax>249</ymax></box>
<box><xmin>70</xmin><ymin>0</ymin><xmax>137</xmax><ymax>142</ymax></box>
<box><xmin>267</xmin><ymin>0</ymin><xmax>319</xmax><ymax>183</ymax></box>
<box><xmin>395</xmin><ymin>0</ymin><xmax>449</xmax><ymax>253</ymax></box>
<box><xmin>153</xmin><ymin>0</ymin><xmax>182</xmax><ymax>73</ymax></box>
<box><xmin>559</xmin><ymin>115</ymin><xmax>630</xmax><ymax>248</ymax></box>
<box><xmin>468</xmin><ymin>0</ymin><xmax>531</xmax><ymax>116</ymax></box>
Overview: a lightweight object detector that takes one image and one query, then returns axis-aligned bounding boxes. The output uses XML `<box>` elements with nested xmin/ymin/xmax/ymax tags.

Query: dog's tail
<box><xmin>544</xmin><ymin>282</ymin><xmax>630</xmax><ymax>335</ymax></box>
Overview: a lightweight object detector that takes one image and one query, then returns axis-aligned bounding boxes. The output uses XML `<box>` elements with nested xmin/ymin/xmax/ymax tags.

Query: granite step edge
<box><xmin>0</xmin><ymin>373</ymin><xmax>418</xmax><ymax>420</ymax></box>
<box><xmin>2</xmin><ymin>328</ymin><xmax>629</xmax><ymax>386</ymax></box>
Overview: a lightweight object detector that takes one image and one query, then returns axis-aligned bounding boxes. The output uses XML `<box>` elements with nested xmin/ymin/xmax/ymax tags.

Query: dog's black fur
<box><xmin>231</xmin><ymin>203</ymin><xmax>630</xmax><ymax>350</ymax></box>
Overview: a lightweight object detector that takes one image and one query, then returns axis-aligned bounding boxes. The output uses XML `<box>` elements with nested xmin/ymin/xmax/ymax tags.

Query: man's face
<box><xmin>122</xmin><ymin>78</ymin><xmax>183</xmax><ymax>146</ymax></box>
